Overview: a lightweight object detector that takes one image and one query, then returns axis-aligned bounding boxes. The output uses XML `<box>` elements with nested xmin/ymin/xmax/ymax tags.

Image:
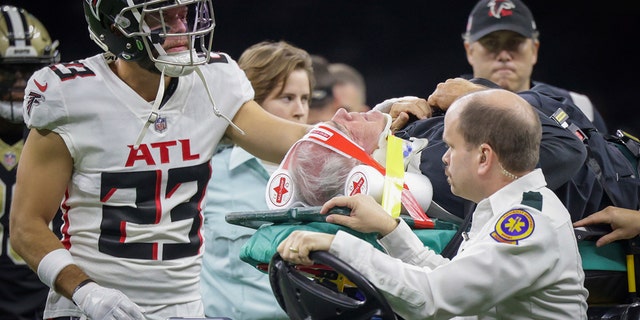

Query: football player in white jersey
<box><xmin>9</xmin><ymin>0</ymin><xmax>309</xmax><ymax>319</ymax></box>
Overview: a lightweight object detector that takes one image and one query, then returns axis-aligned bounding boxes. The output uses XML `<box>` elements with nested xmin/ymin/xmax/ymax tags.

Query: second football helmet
<box><xmin>0</xmin><ymin>5</ymin><xmax>60</xmax><ymax>123</ymax></box>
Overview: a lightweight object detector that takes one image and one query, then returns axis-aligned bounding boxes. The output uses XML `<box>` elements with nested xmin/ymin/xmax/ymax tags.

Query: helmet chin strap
<box><xmin>153</xmin><ymin>45</ymin><xmax>245</xmax><ymax>133</ymax></box>
<box><xmin>154</xmin><ymin>50</ymin><xmax>203</xmax><ymax>77</ymax></box>
<box><xmin>133</xmin><ymin>66</ymin><xmax>166</xmax><ymax>149</ymax></box>
<box><xmin>132</xmin><ymin>64</ymin><xmax>245</xmax><ymax>150</ymax></box>
<box><xmin>193</xmin><ymin>66</ymin><xmax>245</xmax><ymax>135</ymax></box>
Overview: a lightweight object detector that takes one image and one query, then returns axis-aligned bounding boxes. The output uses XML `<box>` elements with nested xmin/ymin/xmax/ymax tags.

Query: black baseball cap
<box><xmin>465</xmin><ymin>0</ymin><xmax>537</xmax><ymax>42</ymax></box>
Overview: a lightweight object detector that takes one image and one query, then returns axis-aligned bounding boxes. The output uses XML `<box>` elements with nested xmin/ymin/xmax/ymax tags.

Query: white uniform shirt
<box><xmin>330</xmin><ymin>169</ymin><xmax>588</xmax><ymax>319</ymax></box>
<box><xmin>23</xmin><ymin>53</ymin><xmax>254</xmax><ymax>318</ymax></box>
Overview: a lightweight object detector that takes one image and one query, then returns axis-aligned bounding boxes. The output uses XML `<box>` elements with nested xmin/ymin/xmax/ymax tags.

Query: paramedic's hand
<box><xmin>278</xmin><ymin>231</ymin><xmax>334</xmax><ymax>266</ymax></box>
<box><xmin>373</xmin><ymin>96</ymin><xmax>432</xmax><ymax>132</ymax></box>
<box><xmin>574</xmin><ymin>206</ymin><xmax>640</xmax><ymax>247</ymax></box>
<box><xmin>72</xmin><ymin>281</ymin><xmax>145</xmax><ymax>320</ymax></box>
<box><xmin>387</xmin><ymin>98</ymin><xmax>432</xmax><ymax>132</ymax></box>
<box><xmin>321</xmin><ymin>194</ymin><xmax>399</xmax><ymax>237</ymax></box>
<box><xmin>427</xmin><ymin>78</ymin><xmax>486</xmax><ymax>112</ymax></box>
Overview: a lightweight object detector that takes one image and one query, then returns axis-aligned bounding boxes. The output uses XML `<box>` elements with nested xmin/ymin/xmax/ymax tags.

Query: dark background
<box><xmin>9</xmin><ymin>1</ymin><xmax>640</xmax><ymax>133</ymax></box>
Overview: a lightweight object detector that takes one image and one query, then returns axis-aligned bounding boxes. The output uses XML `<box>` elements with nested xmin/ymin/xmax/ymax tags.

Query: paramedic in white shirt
<box><xmin>277</xmin><ymin>88</ymin><xmax>588</xmax><ymax>319</ymax></box>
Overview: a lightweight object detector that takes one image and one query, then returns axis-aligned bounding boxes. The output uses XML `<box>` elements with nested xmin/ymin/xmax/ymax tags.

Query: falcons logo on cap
<box><xmin>487</xmin><ymin>0</ymin><xmax>516</xmax><ymax>18</ymax></box>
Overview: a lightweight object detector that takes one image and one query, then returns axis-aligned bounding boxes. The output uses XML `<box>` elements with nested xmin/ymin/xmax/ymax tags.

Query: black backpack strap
<box><xmin>610</xmin><ymin>129</ymin><xmax>640</xmax><ymax>177</ymax></box>
<box><xmin>440</xmin><ymin>201</ymin><xmax>475</xmax><ymax>259</ymax></box>
<box><xmin>551</xmin><ymin>107</ymin><xmax>640</xmax><ymax>211</ymax></box>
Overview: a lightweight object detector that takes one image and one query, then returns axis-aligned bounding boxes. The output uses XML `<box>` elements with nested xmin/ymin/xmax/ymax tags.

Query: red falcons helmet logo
<box><xmin>85</xmin><ymin>0</ymin><xmax>101</xmax><ymax>21</ymax></box>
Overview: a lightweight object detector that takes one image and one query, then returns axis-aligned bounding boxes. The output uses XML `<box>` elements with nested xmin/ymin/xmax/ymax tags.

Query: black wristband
<box><xmin>73</xmin><ymin>279</ymin><xmax>95</xmax><ymax>296</ymax></box>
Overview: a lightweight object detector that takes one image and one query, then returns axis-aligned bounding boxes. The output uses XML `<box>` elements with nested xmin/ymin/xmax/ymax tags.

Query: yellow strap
<box><xmin>628</xmin><ymin>254</ymin><xmax>636</xmax><ymax>293</ymax></box>
<box><xmin>381</xmin><ymin>134</ymin><xmax>404</xmax><ymax>218</ymax></box>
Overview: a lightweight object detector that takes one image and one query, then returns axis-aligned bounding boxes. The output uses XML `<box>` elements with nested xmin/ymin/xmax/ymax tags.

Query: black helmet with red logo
<box><xmin>83</xmin><ymin>0</ymin><xmax>216</xmax><ymax>77</ymax></box>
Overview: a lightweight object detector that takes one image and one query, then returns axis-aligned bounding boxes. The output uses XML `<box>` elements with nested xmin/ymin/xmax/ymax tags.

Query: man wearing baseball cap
<box><xmin>461</xmin><ymin>0</ymin><xmax>608</xmax><ymax>133</ymax></box>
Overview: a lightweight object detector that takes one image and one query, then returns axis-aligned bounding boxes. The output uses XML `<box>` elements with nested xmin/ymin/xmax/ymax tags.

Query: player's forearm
<box><xmin>11</xmin><ymin>221</ymin><xmax>90</xmax><ymax>298</ymax></box>
<box><xmin>55</xmin><ymin>264</ymin><xmax>92</xmax><ymax>299</ymax></box>
<box><xmin>9</xmin><ymin>202</ymin><xmax>84</xmax><ymax>297</ymax></box>
<box><xmin>259</xmin><ymin>120</ymin><xmax>310</xmax><ymax>163</ymax></box>
<box><xmin>10</xmin><ymin>217</ymin><xmax>65</xmax><ymax>272</ymax></box>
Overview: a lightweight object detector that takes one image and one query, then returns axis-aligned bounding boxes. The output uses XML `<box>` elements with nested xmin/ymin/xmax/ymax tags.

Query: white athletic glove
<box><xmin>72</xmin><ymin>281</ymin><xmax>145</xmax><ymax>320</ymax></box>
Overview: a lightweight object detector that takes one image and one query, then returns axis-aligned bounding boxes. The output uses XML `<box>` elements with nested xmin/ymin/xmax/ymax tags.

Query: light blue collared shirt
<box><xmin>200</xmin><ymin>145</ymin><xmax>287</xmax><ymax>319</ymax></box>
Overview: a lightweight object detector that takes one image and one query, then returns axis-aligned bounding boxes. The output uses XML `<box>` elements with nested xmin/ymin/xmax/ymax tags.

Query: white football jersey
<box><xmin>23</xmin><ymin>53</ymin><xmax>253</xmax><ymax>315</ymax></box>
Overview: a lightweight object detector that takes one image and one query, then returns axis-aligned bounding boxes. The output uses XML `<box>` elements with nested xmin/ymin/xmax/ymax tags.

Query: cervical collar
<box><xmin>344</xmin><ymin>164</ymin><xmax>433</xmax><ymax>216</ymax></box>
<box><xmin>371</xmin><ymin>113</ymin><xmax>392</xmax><ymax>165</ymax></box>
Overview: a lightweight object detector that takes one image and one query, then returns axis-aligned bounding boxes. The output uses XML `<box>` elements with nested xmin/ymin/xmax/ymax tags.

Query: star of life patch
<box><xmin>490</xmin><ymin>209</ymin><xmax>535</xmax><ymax>244</ymax></box>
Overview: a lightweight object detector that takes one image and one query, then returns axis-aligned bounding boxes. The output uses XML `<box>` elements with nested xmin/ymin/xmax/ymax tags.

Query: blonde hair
<box><xmin>238</xmin><ymin>40</ymin><xmax>314</xmax><ymax>105</ymax></box>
